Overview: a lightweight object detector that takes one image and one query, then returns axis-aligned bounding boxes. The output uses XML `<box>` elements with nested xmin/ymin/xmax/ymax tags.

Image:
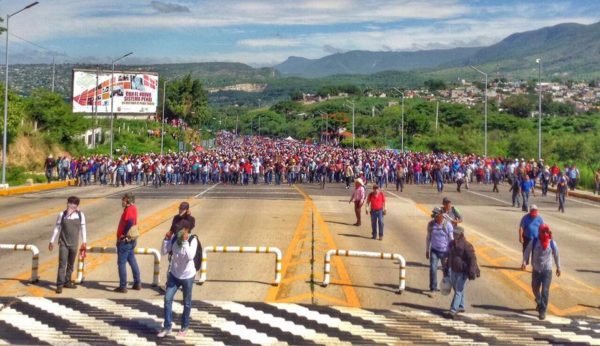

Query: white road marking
<box><xmin>0</xmin><ymin>306</ymin><xmax>81</xmax><ymax>344</ymax></box>
<box><xmin>209</xmin><ymin>301</ymin><xmax>345</xmax><ymax>345</ymax></box>
<box><xmin>193</xmin><ymin>183</ymin><xmax>220</xmax><ymax>198</ymax></box>
<box><xmin>147</xmin><ymin>299</ymin><xmax>278</xmax><ymax>345</ymax></box>
<box><xmin>271</xmin><ymin>303</ymin><xmax>394</xmax><ymax>345</ymax></box>
<box><xmin>386</xmin><ymin>191</ymin><xmax>415</xmax><ymax>204</ymax></box>
<box><xmin>466</xmin><ymin>190</ymin><xmax>512</xmax><ymax>205</ymax></box>
<box><xmin>332</xmin><ymin>306</ymin><xmax>470</xmax><ymax>344</ymax></box>
<box><xmin>21</xmin><ymin>296</ymin><xmax>153</xmax><ymax>345</ymax></box>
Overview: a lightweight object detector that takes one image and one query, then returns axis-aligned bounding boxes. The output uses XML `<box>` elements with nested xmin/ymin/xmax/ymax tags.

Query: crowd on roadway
<box><xmin>43</xmin><ymin>132</ymin><xmax>596</xmax><ymax>199</ymax></box>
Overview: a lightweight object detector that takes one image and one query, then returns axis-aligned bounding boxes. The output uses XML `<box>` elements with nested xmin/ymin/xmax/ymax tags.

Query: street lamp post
<box><xmin>109</xmin><ymin>51</ymin><xmax>133</xmax><ymax>158</ymax></box>
<box><xmin>392</xmin><ymin>88</ymin><xmax>405</xmax><ymax>153</ymax></box>
<box><xmin>470</xmin><ymin>65</ymin><xmax>488</xmax><ymax>157</ymax></box>
<box><xmin>2</xmin><ymin>1</ymin><xmax>39</xmax><ymax>187</ymax></box>
<box><xmin>536</xmin><ymin>58</ymin><xmax>542</xmax><ymax>161</ymax></box>
<box><xmin>344</xmin><ymin>101</ymin><xmax>356</xmax><ymax>149</ymax></box>
<box><xmin>160</xmin><ymin>80</ymin><xmax>168</xmax><ymax>155</ymax></box>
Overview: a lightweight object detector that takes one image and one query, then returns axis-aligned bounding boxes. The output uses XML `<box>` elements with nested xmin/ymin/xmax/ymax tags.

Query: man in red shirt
<box><xmin>115</xmin><ymin>192</ymin><xmax>141</xmax><ymax>293</ymax></box>
<box><xmin>366</xmin><ymin>184</ymin><xmax>386</xmax><ymax>240</ymax></box>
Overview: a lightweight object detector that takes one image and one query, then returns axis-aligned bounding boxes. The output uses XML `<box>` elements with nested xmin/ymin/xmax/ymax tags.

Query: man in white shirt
<box><xmin>49</xmin><ymin>196</ymin><xmax>87</xmax><ymax>293</ymax></box>
<box><xmin>158</xmin><ymin>220</ymin><xmax>198</xmax><ymax>338</ymax></box>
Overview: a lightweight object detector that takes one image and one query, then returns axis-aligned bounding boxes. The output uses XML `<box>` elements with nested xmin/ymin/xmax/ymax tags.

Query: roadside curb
<box><xmin>0</xmin><ymin>179</ymin><xmax>77</xmax><ymax>197</ymax></box>
<box><xmin>540</xmin><ymin>186</ymin><xmax>600</xmax><ymax>203</ymax></box>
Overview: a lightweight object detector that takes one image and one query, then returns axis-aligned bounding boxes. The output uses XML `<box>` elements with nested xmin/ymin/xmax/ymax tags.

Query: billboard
<box><xmin>72</xmin><ymin>69</ymin><xmax>158</xmax><ymax>114</ymax></box>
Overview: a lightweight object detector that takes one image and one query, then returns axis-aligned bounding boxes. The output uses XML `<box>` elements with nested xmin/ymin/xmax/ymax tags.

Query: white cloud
<box><xmin>238</xmin><ymin>38</ymin><xmax>302</xmax><ymax>48</ymax></box>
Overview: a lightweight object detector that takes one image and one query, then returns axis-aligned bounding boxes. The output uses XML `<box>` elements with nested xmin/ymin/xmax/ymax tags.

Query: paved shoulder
<box><xmin>0</xmin><ymin>297</ymin><xmax>598</xmax><ymax>345</ymax></box>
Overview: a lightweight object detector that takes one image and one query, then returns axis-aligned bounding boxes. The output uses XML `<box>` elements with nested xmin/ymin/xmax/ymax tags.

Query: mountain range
<box><xmin>275</xmin><ymin>21</ymin><xmax>600</xmax><ymax>79</ymax></box>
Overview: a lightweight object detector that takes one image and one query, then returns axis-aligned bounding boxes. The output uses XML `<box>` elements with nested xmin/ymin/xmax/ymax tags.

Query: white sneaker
<box><xmin>157</xmin><ymin>328</ymin><xmax>172</xmax><ymax>338</ymax></box>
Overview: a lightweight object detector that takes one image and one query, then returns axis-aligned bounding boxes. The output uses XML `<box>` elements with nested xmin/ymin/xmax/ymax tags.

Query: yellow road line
<box><xmin>0</xmin><ymin>199</ymin><xmax>100</xmax><ymax>230</ymax></box>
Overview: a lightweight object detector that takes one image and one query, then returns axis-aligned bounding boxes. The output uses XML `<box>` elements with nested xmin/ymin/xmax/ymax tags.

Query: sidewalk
<box><xmin>0</xmin><ymin>179</ymin><xmax>77</xmax><ymax>197</ymax></box>
<box><xmin>541</xmin><ymin>185</ymin><xmax>600</xmax><ymax>203</ymax></box>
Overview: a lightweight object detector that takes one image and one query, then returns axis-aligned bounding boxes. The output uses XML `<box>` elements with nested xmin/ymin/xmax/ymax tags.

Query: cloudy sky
<box><xmin>1</xmin><ymin>0</ymin><xmax>599</xmax><ymax>66</ymax></box>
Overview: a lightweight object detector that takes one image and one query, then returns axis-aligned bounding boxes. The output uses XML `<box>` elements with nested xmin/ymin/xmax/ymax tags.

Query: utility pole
<box><xmin>344</xmin><ymin>101</ymin><xmax>356</xmax><ymax>149</ymax></box>
<box><xmin>537</xmin><ymin>58</ymin><xmax>542</xmax><ymax>161</ymax></box>
<box><xmin>51</xmin><ymin>55</ymin><xmax>55</xmax><ymax>92</ymax></box>
<box><xmin>392</xmin><ymin>87</ymin><xmax>405</xmax><ymax>153</ymax></box>
<box><xmin>435</xmin><ymin>100</ymin><xmax>439</xmax><ymax>132</ymax></box>
<box><xmin>92</xmin><ymin>66</ymin><xmax>99</xmax><ymax>148</ymax></box>
<box><xmin>470</xmin><ymin>65</ymin><xmax>488</xmax><ymax>157</ymax></box>
<box><xmin>161</xmin><ymin>79</ymin><xmax>167</xmax><ymax>155</ymax></box>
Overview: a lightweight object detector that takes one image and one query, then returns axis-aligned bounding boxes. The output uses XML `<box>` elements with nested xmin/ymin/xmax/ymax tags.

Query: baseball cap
<box><xmin>431</xmin><ymin>207</ymin><xmax>444</xmax><ymax>218</ymax></box>
<box><xmin>530</xmin><ymin>204</ymin><xmax>538</xmax><ymax>211</ymax></box>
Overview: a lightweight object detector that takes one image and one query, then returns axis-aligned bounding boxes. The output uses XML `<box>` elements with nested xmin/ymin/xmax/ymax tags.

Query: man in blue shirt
<box><xmin>520</xmin><ymin>175</ymin><xmax>535</xmax><ymax>212</ymax></box>
<box><xmin>518</xmin><ymin>204</ymin><xmax>543</xmax><ymax>253</ymax></box>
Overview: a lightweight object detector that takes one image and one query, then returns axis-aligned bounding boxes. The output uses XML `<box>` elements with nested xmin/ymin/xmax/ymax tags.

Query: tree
<box><xmin>289</xmin><ymin>90</ymin><xmax>303</xmax><ymax>101</ymax></box>
<box><xmin>166</xmin><ymin>74</ymin><xmax>209</xmax><ymax>126</ymax></box>
<box><xmin>270</xmin><ymin>101</ymin><xmax>302</xmax><ymax>120</ymax></box>
<box><xmin>502</xmin><ymin>94</ymin><xmax>533</xmax><ymax>118</ymax></box>
<box><xmin>25</xmin><ymin>89</ymin><xmax>85</xmax><ymax>143</ymax></box>
<box><xmin>424</xmin><ymin>79</ymin><xmax>446</xmax><ymax>91</ymax></box>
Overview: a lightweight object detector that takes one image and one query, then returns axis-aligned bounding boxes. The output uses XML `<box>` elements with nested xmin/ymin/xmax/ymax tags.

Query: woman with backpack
<box><xmin>446</xmin><ymin>226</ymin><xmax>479</xmax><ymax>319</ymax></box>
<box><xmin>158</xmin><ymin>219</ymin><xmax>199</xmax><ymax>338</ymax></box>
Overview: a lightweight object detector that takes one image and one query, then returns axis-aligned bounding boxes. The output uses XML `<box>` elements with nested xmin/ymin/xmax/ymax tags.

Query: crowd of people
<box><xmin>43</xmin><ymin>132</ymin><xmax>596</xmax><ymax>200</ymax></box>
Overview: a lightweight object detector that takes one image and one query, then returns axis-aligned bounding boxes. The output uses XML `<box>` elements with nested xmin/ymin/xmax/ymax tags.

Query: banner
<box><xmin>72</xmin><ymin>69</ymin><xmax>158</xmax><ymax>114</ymax></box>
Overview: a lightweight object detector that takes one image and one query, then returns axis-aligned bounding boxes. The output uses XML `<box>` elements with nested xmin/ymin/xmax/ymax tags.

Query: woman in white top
<box><xmin>158</xmin><ymin>220</ymin><xmax>198</xmax><ymax>338</ymax></box>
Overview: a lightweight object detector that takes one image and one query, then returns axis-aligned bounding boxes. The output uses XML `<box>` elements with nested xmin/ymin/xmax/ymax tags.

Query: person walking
<box><xmin>366</xmin><ymin>184</ymin><xmax>386</xmax><ymax>240</ymax></box>
<box><xmin>442</xmin><ymin>197</ymin><xmax>462</xmax><ymax>228</ymax></box>
<box><xmin>170</xmin><ymin>202</ymin><xmax>196</xmax><ymax>233</ymax></box>
<box><xmin>556</xmin><ymin>173</ymin><xmax>569</xmax><ymax>213</ymax></box>
<box><xmin>509</xmin><ymin>174</ymin><xmax>521</xmax><ymax>208</ymax></box>
<box><xmin>491</xmin><ymin>167</ymin><xmax>501</xmax><ymax>193</ymax></box>
<box><xmin>518</xmin><ymin>204</ymin><xmax>543</xmax><ymax>253</ymax></box>
<box><xmin>48</xmin><ymin>196</ymin><xmax>87</xmax><ymax>294</ymax></box>
<box><xmin>520</xmin><ymin>175</ymin><xmax>535</xmax><ymax>212</ymax></box>
<box><xmin>115</xmin><ymin>192</ymin><xmax>141</xmax><ymax>293</ymax></box>
<box><xmin>344</xmin><ymin>163</ymin><xmax>354</xmax><ymax>189</ymax></box>
<box><xmin>426</xmin><ymin>207</ymin><xmax>454</xmax><ymax>293</ymax></box>
<box><xmin>521</xmin><ymin>224</ymin><xmax>561</xmax><ymax>320</ymax></box>
<box><xmin>44</xmin><ymin>154</ymin><xmax>56</xmax><ymax>183</ymax></box>
<box><xmin>446</xmin><ymin>226</ymin><xmax>479</xmax><ymax>319</ymax></box>
<box><xmin>348</xmin><ymin>178</ymin><xmax>366</xmax><ymax>226</ymax></box>
<box><xmin>158</xmin><ymin>220</ymin><xmax>199</xmax><ymax>338</ymax></box>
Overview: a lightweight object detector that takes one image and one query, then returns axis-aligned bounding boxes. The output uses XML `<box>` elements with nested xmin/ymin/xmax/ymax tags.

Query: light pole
<box><xmin>392</xmin><ymin>88</ymin><xmax>405</xmax><ymax>153</ymax></box>
<box><xmin>470</xmin><ymin>65</ymin><xmax>488</xmax><ymax>157</ymax></box>
<box><xmin>92</xmin><ymin>66</ymin><xmax>99</xmax><ymax>149</ymax></box>
<box><xmin>344</xmin><ymin>101</ymin><xmax>356</xmax><ymax>149</ymax></box>
<box><xmin>160</xmin><ymin>79</ymin><xmax>168</xmax><ymax>155</ymax></box>
<box><xmin>109</xmin><ymin>51</ymin><xmax>133</xmax><ymax>158</ymax></box>
<box><xmin>536</xmin><ymin>58</ymin><xmax>542</xmax><ymax>161</ymax></box>
<box><xmin>2</xmin><ymin>1</ymin><xmax>39</xmax><ymax>187</ymax></box>
<box><xmin>435</xmin><ymin>99</ymin><xmax>439</xmax><ymax>132</ymax></box>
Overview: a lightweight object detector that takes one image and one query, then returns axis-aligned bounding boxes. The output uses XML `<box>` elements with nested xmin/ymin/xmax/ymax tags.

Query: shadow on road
<box><xmin>481</xmin><ymin>264</ymin><xmax>522</xmax><ymax>272</ymax></box>
<box><xmin>471</xmin><ymin>304</ymin><xmax>536</xmax><ymax>315</ymax></box>
<box><xmin>406</xmin><ymin>261</ymin><xmax>429</xmax><ymax>268</ymax></box>
<box><xmin>337</xmin><ymin>233</ymin><xmax>373</xmax><ymax>240</ymax></box>
<box><xmin>329</xmin><ymin>221</ymin><xmax>356</xmax><ymax>226</ymax></box>
<box><xmin>576</xmin><ymin>269</ymin><xmax>600</xmax><ymax>274</ymax></box>
<box><xmin>203</xmin><ymin>279</ymin><xmax>273</xmax><ymax>286</ymax></box>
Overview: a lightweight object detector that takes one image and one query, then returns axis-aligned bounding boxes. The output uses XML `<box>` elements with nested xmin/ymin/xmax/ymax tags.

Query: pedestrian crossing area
<box><xmin>0</xmin><ymin>297</ymin><xmax>598</xmax><ymax>345</ymax></box>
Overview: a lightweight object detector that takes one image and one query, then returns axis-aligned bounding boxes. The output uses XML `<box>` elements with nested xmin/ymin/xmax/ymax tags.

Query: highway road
<box><xmin>0</xmin><ymin>180</ymin><xmax>598</xmax><ymax>320</ymax></box>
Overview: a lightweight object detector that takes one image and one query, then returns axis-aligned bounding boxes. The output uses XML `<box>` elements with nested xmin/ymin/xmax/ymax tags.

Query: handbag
<box><xmin>128</xmin><ymin>225</ymin><xmax>140</xmax><ymax>240</ymax></box>
<box><xmin>441</xmin><ymin>276</ymin><xmax>452</xmax><ymax>296</ymax></box>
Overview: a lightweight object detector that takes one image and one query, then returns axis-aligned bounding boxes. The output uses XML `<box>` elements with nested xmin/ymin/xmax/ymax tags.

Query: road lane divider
<box><xmin>321</xmin><ymin>249</ymin><xmax>406</xmax><ymax>294</ymax></box>
<box><xmin>0</xmin><ymin>179</ymin><xmax>77</xmax><ymax>196</ymax></box>
<box><xmin>198</xmin><ymin>246</ymin><xmax>282</xmax><ymax>286</ymax></box>
<box><xmin>75</xmin><ymin>246</ymin><xmax>161</xmax><ymax>286</ymax></box>
<box><xmin>0</xmin><ymin>198</ymin><xmax>100</xmax><ymax>230</ymax></box>
<box><xmin>0</xmin><ymin>244</ymin><xmax>40</xmax><ymax>283</ymax></box>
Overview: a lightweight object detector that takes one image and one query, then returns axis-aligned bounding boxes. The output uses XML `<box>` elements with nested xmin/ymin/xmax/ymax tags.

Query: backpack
<box><xmin>427</xmin><ymin>219</ymin><xmax>450</xmax><ymax>238</ymax></box>
<box><xmin>169</xmin><ymin>234</ymin><xmax>202</xmax><ymax>271</ymax></box>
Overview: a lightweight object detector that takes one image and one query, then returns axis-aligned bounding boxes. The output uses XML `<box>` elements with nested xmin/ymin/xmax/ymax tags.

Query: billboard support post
<box><xmin>109</xmin><ymin>52</ymin><xmax>133</xmax><ymax>159</ymax></box>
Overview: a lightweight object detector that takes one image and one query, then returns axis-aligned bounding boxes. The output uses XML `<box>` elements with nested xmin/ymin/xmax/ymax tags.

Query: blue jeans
<box><xmin>370</xmin><ymin>209</ymin><xmax>384</xmax><ymax>238</ymax></box>
<box><xmin>117</xmin><ymin>240</ymin><xmax>140</xmax><ymax>289</ymax></box>
<box><xmin>450</xmin><ymin>271</ymin><xmax>468</xmax><ymax>313</ymax></box>
<box><xmin>532</xmin><ymin>270</ymin><xmax>552</xmax><ymax>314</ymax></box>
<box><xmin>522</xmin><ymin>191</ymin><xmax>530</xmax><ymax>211</ymax></box>
<box><xmin>163</xmin><ymin>272</ymin><xmax>194</xmax><ymax>330</ymax></box>
<box><xmin>436</xmin><ymin>180</ymin><xmax>444</xmax><ymax>192</ymax></box>
<box><xmin>429</xmin><ymin>249</ymin><xmax>449</xmax><ymax>291</ymax></box>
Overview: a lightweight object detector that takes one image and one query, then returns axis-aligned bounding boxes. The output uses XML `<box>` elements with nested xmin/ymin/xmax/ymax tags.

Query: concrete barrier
<box><xmin>0</xmin><ymin>244</ymin><xmax>40</xmax><ymax>283</ymax></box>
<box><xmin>76</xmin><ymin>246</ymin><xmax>161</xmax><ymax>286</ymax></box>
<box><xmin>198</xmin><ymin>246</ymin><xmax>282</xmax><ymax>286</ymax></box>
<box><xmin>322</xmin><ymin>249</ymin><xmax>406</xmax><ymax>294</ymax></box>
<box><xmin>0</xmin><ymin>179</ymin><xmax>77</xmax><ymax>197</ymax></box>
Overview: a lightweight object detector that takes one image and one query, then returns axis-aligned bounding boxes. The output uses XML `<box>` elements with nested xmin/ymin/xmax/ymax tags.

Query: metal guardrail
<box><xmin>76</xmin><ymin>246</ymin><xmax>161</xmax><ymax>286</ymax></box>
<box><xmin>322</xmin><ymin>249</ymin><xmax>406</xmax><ymax>294</ymax></box>
<box><xmin>198</xmin><ymin>246</ymin><xmax>282</xmax><ymax>286</ymax></box>
<box><xmin>0</xmin><ymin>244</ymin><xmax>40</xmax><ymax>283</ymax></box>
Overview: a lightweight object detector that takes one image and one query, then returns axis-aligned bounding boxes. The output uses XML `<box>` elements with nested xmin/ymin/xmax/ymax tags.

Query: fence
<box><xmin>322</xmin><ymin>249</ymin><xmax>406</xmax><ymax>294</ymax></box>
<box><xmin>76</xmin><ymin>246</ymin><xmax>161</xmax><ymax>286</ymax></box>
<box><xmin>0</xmin><ymin>244</ymin><xmax>40</xmax><ymax>283</ymax></box>
<box><xmin>198</xmin><ymin>246</ymin><xmax>282</xmax><ymax>286</ymax></box>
